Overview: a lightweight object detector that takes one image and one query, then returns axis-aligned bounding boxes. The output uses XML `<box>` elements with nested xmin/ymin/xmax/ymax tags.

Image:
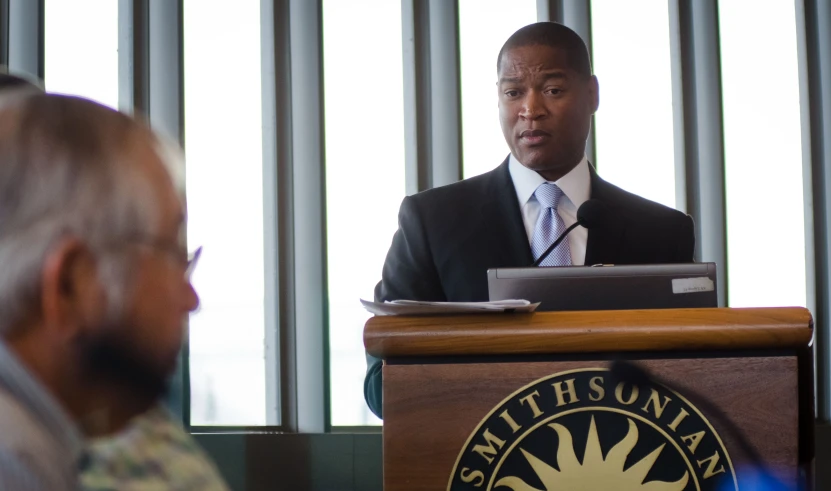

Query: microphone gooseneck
<box><xmin>532</xmin><ymin>199</ymin><xmax>608</xmax><ymax>267</ymax></box>
<box><xmin>532</xmin><ymin>222</ymin><xmax>580</xmax><ymax>267</ymax></box>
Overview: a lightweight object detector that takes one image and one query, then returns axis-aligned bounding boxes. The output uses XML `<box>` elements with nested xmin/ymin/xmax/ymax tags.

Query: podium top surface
<box><xmin>363</xmin><ymin>307</ymin><xmax>813</xmax><ymax>358</ymax></box>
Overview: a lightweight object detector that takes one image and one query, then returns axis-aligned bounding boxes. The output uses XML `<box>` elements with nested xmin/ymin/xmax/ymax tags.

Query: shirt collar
<box><xmin>508</xmin><ymin>153</ymin><xmax>591</xmax><ymax>209</ymax></box>
<box><xmin>0</xmin><ymin>339</ymin><xmax>85</xmax><ymax>465</ymax></box>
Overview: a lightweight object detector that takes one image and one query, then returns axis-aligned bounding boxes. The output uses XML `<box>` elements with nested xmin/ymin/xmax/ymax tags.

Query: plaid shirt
<box><xmin>81</xmin><ymin>406</ymin><xmax>229</xmax><ymax>491</ymax></box>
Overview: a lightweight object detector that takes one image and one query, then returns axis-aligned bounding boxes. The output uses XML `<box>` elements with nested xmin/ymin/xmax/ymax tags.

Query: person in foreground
<box><xmin>0</xmin><ymin>91</ymin><xmax>223</xmax><ymax>489</ymax></box>
<box><xmin>364</xmin><ymin>22</ymin><xmax>696</xmax><ymax>418</ymax></box>
<box><xmin>0</xmin><ymin>71</ymin><xmax>228</xmax><ymax>490</ymax></box>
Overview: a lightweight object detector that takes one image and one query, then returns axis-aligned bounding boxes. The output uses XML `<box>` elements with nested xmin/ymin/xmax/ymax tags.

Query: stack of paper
<box><xmin>360</xmin><ymin>299</ymin><xmax>540</xmax><ymax>316</ymax></box>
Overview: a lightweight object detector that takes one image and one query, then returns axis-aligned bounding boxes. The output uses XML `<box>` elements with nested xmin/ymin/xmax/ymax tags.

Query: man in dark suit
<box><xmin>364</xmin><ymin>22</ymin><xmax>695</xmax><ymax>418</ymax></box>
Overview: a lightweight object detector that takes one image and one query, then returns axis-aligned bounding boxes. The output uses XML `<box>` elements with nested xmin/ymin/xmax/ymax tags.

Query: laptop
<box><xmin>487</xmin><ymin>263</ymin><xmax>718</xmax><ymax>312</ymax></box>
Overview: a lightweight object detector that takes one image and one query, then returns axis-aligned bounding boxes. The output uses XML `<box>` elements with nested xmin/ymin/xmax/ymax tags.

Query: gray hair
<box><xmin>0</xmin><ymin>93</ymin><xmax>182</xmax><ymax>336</ymax></box>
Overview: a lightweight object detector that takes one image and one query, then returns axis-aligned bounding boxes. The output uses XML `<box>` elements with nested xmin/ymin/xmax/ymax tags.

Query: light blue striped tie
<box><xmin>531</xmin><ymin>183</ymin><xmax>572</xmax><ymax>267</ymax></box>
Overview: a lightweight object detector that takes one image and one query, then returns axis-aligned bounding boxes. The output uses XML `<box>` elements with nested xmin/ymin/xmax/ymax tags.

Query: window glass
<box><xmin>459</xmin><ymin>0</ymin><xmax>538</xmax><ymax>178</ymax></box>
<box><xmin>324</xmin><ymin>0</ymin><xmax>406</xmax><ymax>426</ymax></box>
<box><xmin>719</xmin><ymin>0</ymin><xmax>806</xmax><ymax>307</ymax></box>
<box><xmin>184</xmin><ymin>0</ymin><xmax>267</xmax><ymax>425</ymax></box>
<box><xmin>591</xmin><ymin>0</ymin><xmax>676</xmax><ymax>208</ymax></box>
<box><xmin>44</xmin><ymin>0</ymin><xmax>118</xmax><ymax>109</ymax></box>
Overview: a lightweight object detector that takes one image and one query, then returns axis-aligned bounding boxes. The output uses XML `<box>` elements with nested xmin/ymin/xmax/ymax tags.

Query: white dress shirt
<box><xmin>509</xmin><ymin>153</ymin><xmax>591</xmax><ymax>265</ymax></box>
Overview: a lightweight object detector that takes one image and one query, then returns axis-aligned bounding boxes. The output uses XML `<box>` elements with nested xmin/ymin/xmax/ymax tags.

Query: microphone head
<box><xmin>576</xmin><ymin>199</ymin><xmax>610</xmax><ymax>229</ymax></box>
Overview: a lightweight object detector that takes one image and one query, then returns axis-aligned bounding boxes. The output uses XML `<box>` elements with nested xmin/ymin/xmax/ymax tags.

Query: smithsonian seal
<box><xmin>448</xmin><ymin>368</ymin><xmax>737</xmax><ymax>491</ymax></box>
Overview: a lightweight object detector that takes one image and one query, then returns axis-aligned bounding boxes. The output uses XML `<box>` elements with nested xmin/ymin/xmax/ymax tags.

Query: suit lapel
<box><xmin>475</xmin><ymin>159</ymin><xmax>624</xmax><ymax>267</ymax></box>
<box><xmin>585</xmin><ymin>165</ymin><xmax>627</xmax><ymax>265</ymax></box>
<box><xmin>481</xmin><ymin>158</ymin><xmax>534</xmax><ymax>267</ymax></box>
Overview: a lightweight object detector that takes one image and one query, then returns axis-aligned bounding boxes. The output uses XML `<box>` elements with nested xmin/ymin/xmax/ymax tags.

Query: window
<box><xmin>591</xmin><ymin>0</ymin><xmax>676</xmax><ymax>208</ymax></box>
<box><xmin>459</xmin><ymin>0</ymin><xmax>537</xmax><ymax>179</ymax></box>
<box><xmin>719</xmin><ymin>0</ymin><xmax>806</xmax><ymax>308</ymax></box>
<box><xmin>44</xmin><ymin>0</ymin><xmax>118</xmax><ymax>109</ymax></box>
<box><xmin>183</xmin><ymin>0</ymin><xmax>267</xmax><ymax>425</ymax></box>
<box><xmin>323</xmin><ymin>0</ymin><xmax>406</xmax><ymax>426</ymax></box>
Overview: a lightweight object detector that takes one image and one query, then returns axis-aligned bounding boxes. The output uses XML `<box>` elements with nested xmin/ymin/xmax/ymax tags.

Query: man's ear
<box><xmin>589</xmin><ymin>75</ymin><xmax>599</xmax><ymax>114</ymax></box>
<box><xmin>40</xmin><ymin>238</ymin><xmax>103</xmax><ymax>339</ymax></box>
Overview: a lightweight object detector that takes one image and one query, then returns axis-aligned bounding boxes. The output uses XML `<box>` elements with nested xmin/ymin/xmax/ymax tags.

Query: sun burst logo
<box><xmin>494</xmin><ymin>416</ymin><xmax>689</xmax><ymax>491</ymax></box>
<box><xmin>448</xmin><ymin>368</ymin><xmax>736</xmax><ymax>491</ymax></box>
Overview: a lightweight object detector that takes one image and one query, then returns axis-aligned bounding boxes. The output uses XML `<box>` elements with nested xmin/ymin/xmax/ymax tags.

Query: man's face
<box><xmin>498</xmin><ymin>44</ymin><xmax>599</xmax><ymax>179</ymax></box>
<box><xmin>80</xmin><ymin>137</ymin><xmax>198</xmax><ymax>402</ymax></box>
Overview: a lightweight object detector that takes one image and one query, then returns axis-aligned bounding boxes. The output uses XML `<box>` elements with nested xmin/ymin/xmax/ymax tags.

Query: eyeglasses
<box><xmin>185</xmin><ymin>246</ymin><xmax>203</xmax><ymax>280</ymax></box>
<box><xmin>112</xmin><ymin>237</ymin><xmax>203</xmax><ymax>280</ymax></box>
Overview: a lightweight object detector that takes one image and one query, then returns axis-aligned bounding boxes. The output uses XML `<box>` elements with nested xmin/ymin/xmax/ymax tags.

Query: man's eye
<box><xmin>505</xmin><ymin>90</ymin><xmax>519</xmax><ymax>97</ymax></box>
<box><xmin>546</xmin><ymin>88</ymin><xmax>563</xmax><ymax>95</ymax></box>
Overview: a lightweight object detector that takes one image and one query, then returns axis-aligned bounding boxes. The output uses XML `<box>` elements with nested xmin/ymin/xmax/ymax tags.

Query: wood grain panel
<box><xmin>365</xmin><ymin>307</ymin><xmax>812</xmax><ymax>357</ymax></box>
<box><xmin>383</xmin><ymin>356</ymin><xmax>799</xmax><ymax>491</ymax></box>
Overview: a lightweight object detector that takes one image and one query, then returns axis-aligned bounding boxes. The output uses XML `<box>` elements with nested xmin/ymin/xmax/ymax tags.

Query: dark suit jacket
<box><xmin>364</xmin><ymin>158</ymin><xmax>695</xmax><ymax>417</ymax></box>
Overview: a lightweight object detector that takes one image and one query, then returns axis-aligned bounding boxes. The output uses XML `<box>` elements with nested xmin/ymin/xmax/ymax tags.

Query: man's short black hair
<box><xmin>497</xmin><ymin>22</ymin><xmax>592</xmax><ymax>78</ymax></box>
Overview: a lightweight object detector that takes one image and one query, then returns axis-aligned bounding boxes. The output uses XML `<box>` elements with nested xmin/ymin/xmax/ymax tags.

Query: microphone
<box><xmin>531</xmin><ymin>199</ymin><xmax>609</xmax><ymax>267</ymax></box>
<box><xmin>609</xmin><ymin>360</ymin><xmax>795</xmax><ymax>491</ymax></box>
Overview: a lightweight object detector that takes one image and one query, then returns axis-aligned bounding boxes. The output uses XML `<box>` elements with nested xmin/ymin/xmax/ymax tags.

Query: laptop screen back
<box><xmin>487</xmin><ymin>263</ymin><xmax>718</xmax><ymax>312</ymax></box>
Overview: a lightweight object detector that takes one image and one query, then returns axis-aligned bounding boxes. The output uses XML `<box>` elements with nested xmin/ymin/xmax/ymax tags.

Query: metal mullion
<box><xmin>261</xmin><ymin>0</ymin><xmax>295</xmax><ymax>430</ymax></box>
<box><xmin>118</xmin><ymin>0</ymin><xmax>149</xmax><ymax>116</ymax></box>
<box><xmin>401</xmin><ymin>0</ymin><xmax>462</xmax><ymax>193</ymax></box>
<box><xmin>0</xmin><ymin>0</ymin><xmax>9</xmax><ymax>67</ymax></box>
<box><xmin>274</xmin><ymin>0</ymin><xmax>297</xmax><ymax>431</ymax></box>
<box><xmin>36</xmin><ymin>0</ymin><xmax>43</xmax><ymax>79</ymax></box>
<box><xmin>8</xmin><ymin>0</ymin><xmax>43</xmax><ymax>80</ymax></box>
<box><xmin>401</xmin><ymin>0</ymin><xmax>432</xmax><ymax>195</ymax></box>
<box><xmin>798</xmin><ymin>0</ymin><xmax>831</xmax><ymax>423</ymax></box>
<box><xmin>670</xmin><ymin>0</ymin><xmax>728</xmax><ymax>306</ymax></box>
<box><xmin>560</xmin><ymin>1</ymin><xmax>592</xmax><ymax>57</ymax></box>
<box><xmin>795</xmin><ymin>0</ymin><xmax>818</xmax><ymax>424</ymax></box>
<box><xmin>147</xmin><ymin>0</ymin><xmax>183</xmax><ymax>144</ymax></box>
<box><xmin>537</xmin><ymin>0</ymin><xmax>563</xmax><ymax>22</ymax></box>
<box><xmin>117</xmin><ymin>0</ymin><xmax>133</xmax><ymax>113</ymax></box>
<box><xmin>668</xmin><ymin>0</ymin><xmax>688</xmax><ymax>214</ymax></box>
<box><xmin>147</xmin><ymin>0</ymin><xmax>187</xmax><ymax>422</ymax></box>
<box><xmin>429</xmin><ymin>0</ymin><xmax>462</xmax><ymax>187</ymax></box>
<box><xmin>289</xmin><ymin>0</ymin><xmax>328</xmax><ymax>433</ymax></box>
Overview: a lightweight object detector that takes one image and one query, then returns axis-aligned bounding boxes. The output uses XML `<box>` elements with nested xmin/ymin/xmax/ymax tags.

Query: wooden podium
<box><xmin>364</xmin><ymin>307</ymin><xmax>814</xmax><ymax>491</ymax></box>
